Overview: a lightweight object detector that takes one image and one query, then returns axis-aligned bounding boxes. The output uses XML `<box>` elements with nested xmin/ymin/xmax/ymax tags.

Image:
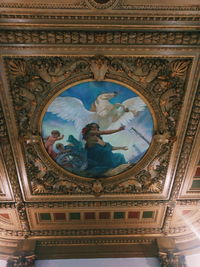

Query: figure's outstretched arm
<box><xmin>112</xmin><ymin>146</ymin><xmax>128</xmax><ymax>151</ymax></box>
<box><xmin>57</xmin><ymin>134</ymin><xmax>64</xmax><ymax>140</ymax></box>
<box><xmin>91</xmin><ymin>126</ymin><xmax>125</xmax><ymax>135</ymax></box>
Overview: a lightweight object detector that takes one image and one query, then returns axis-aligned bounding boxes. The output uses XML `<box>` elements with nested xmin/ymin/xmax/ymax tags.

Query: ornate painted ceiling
<box><xmin>0</xmin><ymin>0</ymin><xmax>200</xmax><ymax>266</ymax></box>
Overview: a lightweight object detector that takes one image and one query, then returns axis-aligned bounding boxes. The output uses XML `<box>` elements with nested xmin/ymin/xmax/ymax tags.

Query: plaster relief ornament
<box><xmin>90</xmin><ymin>57</ymin><xmax>108</xmax><ymax>81</ymax></box>
<box><xmin>41</xmin><ymin>81</ymin><xmax>154</xmax><ymax>179</ymax></box>
<box><xmin>85</xmin><ymin>0</ymin><xmax>119</xmax><ymax>9</ymax></box>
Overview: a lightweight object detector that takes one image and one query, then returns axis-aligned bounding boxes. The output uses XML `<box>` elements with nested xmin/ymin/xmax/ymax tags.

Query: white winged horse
<box><xmin>47</xmin><ymin>92</ymin><xmax>146</xmax><ymax>134</ymax></box>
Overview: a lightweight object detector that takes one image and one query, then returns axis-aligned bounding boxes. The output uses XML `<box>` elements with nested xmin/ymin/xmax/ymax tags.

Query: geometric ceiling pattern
<box><xmin>0</xmin><ymin>1</ymin><xmax>200</xmax><ymax>266</ymax></box>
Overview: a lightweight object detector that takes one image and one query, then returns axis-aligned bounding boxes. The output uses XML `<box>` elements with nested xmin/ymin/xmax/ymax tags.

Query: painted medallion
<box><xmin>42</xmin><ymin>81</ymin><xmax>153</xmax><ymax>178</ymax></box>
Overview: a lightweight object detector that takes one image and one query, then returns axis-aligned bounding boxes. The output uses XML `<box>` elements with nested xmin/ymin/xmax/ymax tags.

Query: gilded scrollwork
<box><xmin>25</xmin><ymin>144</ymin><xmax>59</xmax><ymax>194</ymax></box>
<box><xmin>7</xmin><ymin>254</ymin><xmax>36</xmax><ymax>267</ymax></box>
<box><xmin>158</xmin><ymin>252</ymin><xmax>187</xmax><ymax>267</ymax></box>
<box><xmin>24</xmin><ymin>143</ymin><xmax>91</xmax><ymax>195</ymax></box>
<box><xmin>102</xmin><ymin>142</ymin><xmax>171</xmax><ymax>194</ymax></box>
<box><xmin>6</xmin><ymin>57</ymin><xmax>90</xmax><ymax>135</ymax></box>
<box><xmin>0</xmin><ymin>102</ymin><xmax>9</xmax><ymax>144</ymax></box>
<box><xmin>171</xmin><ymin>80</ymin><xmax>200</xmax><ymax>199</ymax></box>
<box><xmin>109</xmin><ymin>57</ymin><xmax>190</xmax><ymax>137</ymax></box>
<box><xmin>4</xmin><ymin>56</ymin><xmax>191</xmax><ymax>196</ymax></box>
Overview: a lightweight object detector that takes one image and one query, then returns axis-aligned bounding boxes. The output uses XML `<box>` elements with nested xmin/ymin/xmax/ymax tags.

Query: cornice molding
<box><xmin>1</xmin><ymin>199</ymin><xmax>200</xmax><ymax>209</ymax></box>
<box><xmin>0</xmin><ymin>1</ymin><xmax>199</xmax><ymax>11</ymax></box>
<box><xmin>0</xmin><ymin>225</ymin><xmax>191</xmax><ymax>238</ymax></box>
<box><xmin>1</xmin><ymin>14</ymin><xmax>200</xmax><ymax>31</ymax></box>
<box><xmin>0</xmin><ymin>2</ymin><xmax>87</xmax><ymax>10</ymax></box>
<box><xmin>37</xmin><ymin>238</ymin><xmax>154</xmax><ymax>246</ymax></box>
<box><xmin>0</xmin><ymin>30</ymin><xmax>200</xmax><ymax>46</ymax></box>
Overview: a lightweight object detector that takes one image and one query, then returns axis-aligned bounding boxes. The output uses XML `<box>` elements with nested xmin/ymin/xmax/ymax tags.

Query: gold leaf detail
<box><xmin>8</xmin><ymin>60</ymin><xmax>26</xmax><ymax>77</ymax></box>
<box><xmin>170</xmin><ymin>60</ymin><xmax>190</xmax><ymax>77</ymax></box>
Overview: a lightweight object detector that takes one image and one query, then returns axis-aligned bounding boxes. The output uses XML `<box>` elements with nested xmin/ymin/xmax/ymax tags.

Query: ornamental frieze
<box><xmin>0</xmin><ymin>31</ymin><xmax>200</xmax><ymax>46</ymax></box>
<box><xmin>0</xmin><ymin>226</ymin><xmax>188</xmax><ymax>238</ymax></box>
<box><xmin>0</xmin><ymin>1</ymin><xmax>199</xmax><ymax>11</ymax></box>
<box><xmin>1</xmin><ymin>14</ymin><xmax>200</xmax><ymax>24</ymax></box>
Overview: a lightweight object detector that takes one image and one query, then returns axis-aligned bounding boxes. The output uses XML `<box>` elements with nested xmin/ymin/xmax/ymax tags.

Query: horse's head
<box><xmin>97</xmin><ymin>92</ymin><xmax>118</xmax><ymax>101</ymax></box>
<box><xmin>90</xmin><ymin>92</ymin><xmax>118</xmax><ymax>113</ymax></box>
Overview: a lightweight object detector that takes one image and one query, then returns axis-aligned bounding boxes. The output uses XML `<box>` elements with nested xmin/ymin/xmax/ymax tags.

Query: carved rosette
<box><xmin>85</xmin><ymin>0</ymin><xmax>119</xmax><ymax>9</ymax></box>
<box><xmin>4</xmin><ymin>56</ymin><xmax>191</xmax><ymax>196</ymax></box>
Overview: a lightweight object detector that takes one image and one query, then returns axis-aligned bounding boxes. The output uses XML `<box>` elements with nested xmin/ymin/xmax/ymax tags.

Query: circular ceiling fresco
<box><xmin>41</xmin><ymin>81</ymin><xmax>154</xmax><ymax>178</ymax></box>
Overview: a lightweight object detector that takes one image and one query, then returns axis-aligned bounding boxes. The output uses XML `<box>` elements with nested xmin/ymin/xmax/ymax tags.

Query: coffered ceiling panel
<box><xmin>0</xmin><ymin>54</ymin><xmax>194</xmax><ymax>203</ymax></box>
<box><xmin>0</xmin><ymin>0</ymin><xmax>200</xmax><ymax>263</ymax></box>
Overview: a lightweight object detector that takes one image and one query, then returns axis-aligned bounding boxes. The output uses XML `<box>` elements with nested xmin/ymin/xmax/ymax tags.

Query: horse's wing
<box><xmin>47</xmin><ymin>96</ymin><xmax>97</xmax><ymax>134</ymax></box>
<box><xmin>107</xmin><ymin>97</ymin><xmax>146</xmax><ymax>129</ymax></box>
<box><xmin>123</xmin><ymin>97</ymin><xmax>146</xmax><ymax>112</ymax></box>
<box><xmin>107</xmin><ymin>111</ymin><xmax>134</xmax><ymax>129</ymax></box>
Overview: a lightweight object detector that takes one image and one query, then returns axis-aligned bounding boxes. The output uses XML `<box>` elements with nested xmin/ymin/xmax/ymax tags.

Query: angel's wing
<box><xmin>107</xmin><ymin>97</ymin><xmax>146</xmax><ymax>129</ymax></box>
<box><xmin>47</xmin><ymin>96</ymin><xmax>98</xmax><ymax>133</ymax></box>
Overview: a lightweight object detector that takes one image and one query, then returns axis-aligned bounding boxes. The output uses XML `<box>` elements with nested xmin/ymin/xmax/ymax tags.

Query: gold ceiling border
<box><xmin>0</xmin><ymin>1</ymin><xmax>199</xmax><ymax>11</ymax></box>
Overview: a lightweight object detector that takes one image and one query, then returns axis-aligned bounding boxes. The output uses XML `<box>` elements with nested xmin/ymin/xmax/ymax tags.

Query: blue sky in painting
<box><xmin>42</xmin><ymin>81</ymin><xmax>139</xmax><ymax>127</ymax></box>
<box><xmin>60</xmin><ymin>81</ymin><xmax>138</xmax><ymax>110</ymax></box>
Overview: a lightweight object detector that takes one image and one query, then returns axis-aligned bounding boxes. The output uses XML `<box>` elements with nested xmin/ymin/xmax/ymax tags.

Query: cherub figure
<box><xmin>44</xmin><ymin>130</ymin><xmax>64</xmax><ymax>159</ymax></box>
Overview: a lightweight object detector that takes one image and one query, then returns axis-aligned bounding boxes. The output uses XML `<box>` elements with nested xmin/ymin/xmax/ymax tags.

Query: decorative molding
<box><xmin>0</xmin><ymin>224</ymin><xmax>189</xmax><ymax>238</ymax></box>
<box><xmin>0</xmin><ymin>199</ymin><xmax>200</xmax><ymax>209</ymax></box>
<box><xmin>1</xmin><ymin>144</ymin><xmax>22</xmax><ymax>203</ymax></box>
<box><xmin>171</xmin><ymin>79</ymin><xmax>200</xmax><ymax>199</ymax></box>
<box><xmin>0</xmin><ymin>2</ymin><xmax>86</xmax><ymax>9</ymax></box>
<box><xmin>0</xmin><ymin>1</ymin><xmax>199</xmax><ymax>11</ymax></box>
<box><xmin>3</xmin><ymin>199</ymin><xmax>200</xmax><ymax>209</ymax></box>
<box><xmin>177</xmin><ymin>199</ymin><xmax>200</xmax><ymax>205</ymax></box>
<box><xmin>37</xmin><ymin>238</ymin><xmax>154</xmax><ymax>246</ymax></box>
<box><xmin>1</xmin><ymin>14</ymin><xmax>200</xmax><ymax>25</ymax></box>
<box><xmin>0</xmin><ymin>102</ymin><xmax>9</xmax><ymax>144</ymax></box>
<box><xmin>85</xmin><ymin>0</ymin><xmax>119</xmax><ymax>9</ymax></box>
<box><xmin>0</xmin><ymin>227</ymin><xmax>162</xmax><ymax>237</ymax></box>
<box><xmin>1</xmin><ymin>199</ymin><xmax>200</xmax><ymax>209</ymax></box>
<box><xmin>0</xmin><ymin>127</ymin><xmax>30</xmax><ymax>236</ymax></box>
<box><xmin>0</xmin><ymin>31</ymin><xmax>200</xmax><ymax>46</ymax></box>
<box><xmin>162</xmin><ymin>205</ymin><xmax>176</xmax><ymax>236</ymax></box>
<box><xmin>158</xmin><ymin>252</ymin><xmax>187</xmax><ymax>267</ymax></box>
<box><xmin>0</xmin><ymin>2</ymin><xmax>199</xmax><ymax>257</ymax></box>
<box><xmin>3</xmin><ymin>55</ymin><xmax>191</xmax><ymax>197</ymax></box>
<box><xmin>6</xmin><ymin>254</ymin><xmax>36</xmax><ymax>267</ymax></box>
<box><xmin>115</xmin><ymin>3</ymin><xmax>200</xmax><ymax>11</ymax></box>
